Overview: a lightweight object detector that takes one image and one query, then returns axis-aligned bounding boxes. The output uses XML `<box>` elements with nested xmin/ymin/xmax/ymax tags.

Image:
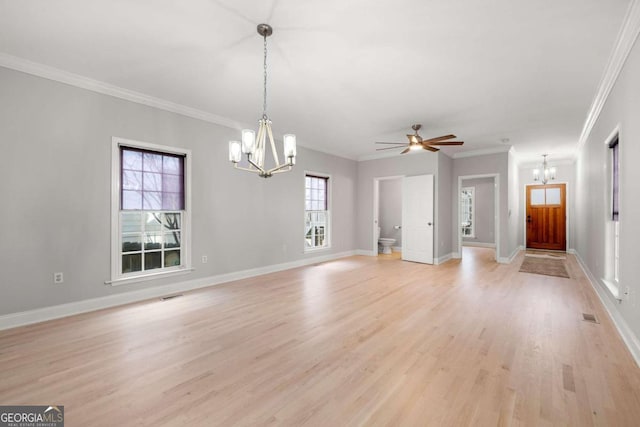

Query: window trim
<box><xmin>461</xmin><ymin>186</ymin><xmax>475</xmax><ymax>238</ymax></box>
<box><xmin>108</xmin><ymin>137</ymin><xmax>192</xmax><ymax>285</ymax></box>
<box><xmin>304</xmin><ymin>171</ymin><xmax>332</xmax><ymax>253</ymax></box>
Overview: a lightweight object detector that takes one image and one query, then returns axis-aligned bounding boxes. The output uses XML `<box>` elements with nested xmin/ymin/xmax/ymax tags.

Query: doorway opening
<box><xmin>456</xmin><ymin>174</ymin><xmax>499</xmax><ymax>261</ymax></box>
<box><xmin>373</xmin><ymin>176</ymin><xmax>403</xmax><ymax>258</ymax></box>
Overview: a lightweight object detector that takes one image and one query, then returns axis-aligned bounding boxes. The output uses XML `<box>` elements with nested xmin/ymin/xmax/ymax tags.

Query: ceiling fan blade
<box><xmin>375</xmin><ymin>142</ymin><xmax>407</xmax><ymax>145</ymax></box>
<box><xmin>400</xmin><ymin>147</ymin><xmax>411</xmax><ymax>154</ymax></box>
<box><xmin>421</xmin><ymin>134</ymin><xmax>456</xmax><ymax>144</ymax></box>
<box><xmin>376</xmin><ymin>146</ymin><xmax>404</xmax><ymax>151</ymax></box>
<box><xmin>421</xmin><ymin>145</ymin><xmax>439</xmax><ymax>152</ymax></box>
<box><xmin>428</xmin><ymin>141</ymin><xmax>464</xmax><ymax>146</ymax></box>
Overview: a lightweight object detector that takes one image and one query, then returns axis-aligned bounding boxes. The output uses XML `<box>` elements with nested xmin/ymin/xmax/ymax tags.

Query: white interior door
<box><xmin>402</xmin><ymin>174</ymin><xmax>434</xmax><ymax>264</ymax></box>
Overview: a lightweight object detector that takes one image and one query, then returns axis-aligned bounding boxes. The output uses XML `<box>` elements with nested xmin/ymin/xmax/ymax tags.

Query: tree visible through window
<box><xmin>461</xmin><ymin>187</ymin><xmax>475</xmax><ymax>238</ymax></box>
<box><xmin>305</xmin><ymin>175</ymin><xmax>329</xmax><ymax>250</ymax></box>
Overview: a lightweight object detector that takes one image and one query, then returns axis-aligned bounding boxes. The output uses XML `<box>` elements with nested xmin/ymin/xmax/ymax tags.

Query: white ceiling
<box><xmin>0</xmin><ymin>0</ymin><xmax>631</xmax><ymax>162</ymax></box>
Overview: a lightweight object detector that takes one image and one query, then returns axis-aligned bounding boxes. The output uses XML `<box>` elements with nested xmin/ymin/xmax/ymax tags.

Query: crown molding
<box><xmin>451</xmin><ymin>145</ymin><xmax>511</xmax><ymax>159</ymax></box>
<box><xmin>0</xmin><ymin>52</ymin><xmax>242</xmax><ymax>130</ymax></box>
<box><xmin>578</xmin><ymin>0</ymin><xmax>640</xmax><ymax>151</ymax></box>
<box><xmin>357</xmin><ymin>148</ymin><xmax>453</xmax><ymax>162</ymax></box>
<box><xmin>518</xmin><ymin>158</ymin><xmax>576</xmax><ymax>169</ymax></box>
<box><xmin>0</xmin><ymin>52</ymin><xmax>361</xmax><ymax>161</ymax></box>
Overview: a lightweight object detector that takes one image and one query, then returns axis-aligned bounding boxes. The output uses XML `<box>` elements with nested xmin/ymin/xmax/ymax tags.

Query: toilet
<box><xmin>377</xmin><ymin>227</ymin><xmax>396</xmax><ymax>254</ymax></box>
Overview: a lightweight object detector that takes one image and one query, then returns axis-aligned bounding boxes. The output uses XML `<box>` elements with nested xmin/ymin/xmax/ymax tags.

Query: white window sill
<box><xmin>106</xmin><ymin>267</ymin><xmax>194</xmax><ymax>286</ymax></box>
<box><xmin>600</xmin><ymin>278</ymin><xmax>621</xmax><ymax>301</ymax></box>
<box><xmin>304</xmin><ymin>245</ymin><xmax>331</xmax><ymax>254</ymax></box>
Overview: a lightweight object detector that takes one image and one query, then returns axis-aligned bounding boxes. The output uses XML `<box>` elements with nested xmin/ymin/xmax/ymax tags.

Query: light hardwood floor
<box><xmin>1</xmin><ymin>248</ymin><xmax>640</xmax><ymax>426</ymax></box>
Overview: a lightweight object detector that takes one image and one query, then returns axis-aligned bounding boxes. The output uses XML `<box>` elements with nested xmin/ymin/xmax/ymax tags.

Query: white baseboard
<box><xmin>497</xmin><ymin>246</ymin><xmax>523</xmax><ymax>264</ymax></box>
<box><xmin>573</xmin><ymin>251</ymin><xmax>640</xmax><ymax>367</ymax></box>
<box><xmin>435</xmin><ymin>253</ymin><xmax>453</xmax><ymax>265</ymax></box>
<box><xmin>0</xmin><ymin>250</ymin><xmax>357</xmax><ymax>331</ymax></box>
<box><xmin>452</xmin><ymin>252</ymin><xmax>461</xmax><ymax>259</ymax></box>
<box><xmin>356</xmin><ymin>249</ymin><xmax>377</xmax><ymax>256</ymax></box>
<box><xmin>462</xmin><ymin>242</ymin><xmax>496</xmax><ymax>248</ymax></box>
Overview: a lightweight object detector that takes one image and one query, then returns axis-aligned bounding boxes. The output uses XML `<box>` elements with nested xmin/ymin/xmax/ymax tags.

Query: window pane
<box><xmin>123</xmin><ymin>171</ymin><xmax>142</xmax><ymax>190</ymax></box>
<box><xmin>163</xmin><ymin>213</ymin><xmax>181</xmax><ymax>230</ymax></box>
<box><xmin>122</xmin><ymin>212</ymin><xmax>142</xmax><ymax>233</ymax></box>
<box><xmin>165</xmin><ymin>231</ymin><xmax>181</xmax><ymax>248</ymax></box>
<box><xmin>165</xmin><ymin>250</ymin><xmax>181</xmax><ymax>267</ymax></box>
<box><xmin>143</xmin><ymin>153</ymin><xmax>163</xmax><ymax>173</ymax></box>
<box><xmin>545</xmin><ymin>188</ymin><xmax>561</xmax><ymax>205</ymax></box>
<box><xmin>143</xmin><ymin>172</ymin><xmax>162</xmax><ymax>191</ymax></box>
<box><xmin>145</xmin><ymin>213</ymin><xmax>163</xmax><ymax>231</ymax></box>
<box><xmin>143</xmin><ymin>192</ymin><xmax>162</xmax><ymax>210</ymax></box>
<box><xmin>163</xmin><ymin>156</ymin><xmax>182</xmax><ymax>175</ymax></box>
<box><xmin>122</xmin><ymin>235</ymin><xmax>142</xmax><ymax>252</ymax></box>
<box><xmin>122</xmin><ymin>253</ymin><xmax>142</xmax><ymax>273</ymax></box>
<box><xmin>144</xmin><ymin>232</ymin><xmax>162</xmax><ymax>250</ymax></box>
<box><xmin>122</xmin><ymin>150</ymin><xmax>142</xmax><ymax>170</ymax></box>
<box><xmin>122</xmin><ymin>190</ymin><xmax>142</xmax><ymax>210</ymax></box>
<box><xmin>163</xmin><ymin>174</ymin><xmax>182</xmax><ymax>192</ymax></box>
<box><xmin>162</xmin><ymin>192</ymin><xmax>183</xmax><ymax>211</ymax></box>
<box><xmin>145</xmin><ymin>252</ymin><xmax>162</xmax><ymax>270</ymax></box>
<box><xmin>531</xmin><ymin>188</ymin><xmax>545</xmax><ymax>205</ymax></box>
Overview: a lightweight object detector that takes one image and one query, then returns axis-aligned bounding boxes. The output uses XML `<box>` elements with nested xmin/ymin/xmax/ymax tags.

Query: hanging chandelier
<box><xmin>533</xmin><ymin>154</ymin><xmax>556</xmax><ymax>184</ymax></box>
<box><xmin>228</xmin><ymin>24</ymin><xmax>296</xmax><ymax>178</ymax></box>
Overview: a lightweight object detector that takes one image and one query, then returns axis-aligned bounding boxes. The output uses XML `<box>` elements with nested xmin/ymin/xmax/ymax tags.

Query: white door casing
<box><xmin>402</xmin><ymin>174</ymin><xmax>434</xmax><ymax>264</ymax></box>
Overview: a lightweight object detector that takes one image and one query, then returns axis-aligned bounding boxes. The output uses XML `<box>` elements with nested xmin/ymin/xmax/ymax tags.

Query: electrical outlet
<box><xmin>53</xmin><ymin>272</ymin><xmax>64</xmax><ymax>284</ymax></box>
<box><xmin>201</xmin><ymin>255</ymin><xmax>208</xmax><ymax>264</ymax></box>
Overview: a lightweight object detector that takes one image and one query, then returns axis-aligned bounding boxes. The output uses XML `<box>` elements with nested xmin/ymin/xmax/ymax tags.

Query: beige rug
<box><xmin>525</xmin><ymin>250</ymin><xmax>566</xmax><ymax>260</ymax></box>
<box><xmin>519</xmin><ymin>256</ymin><xmax>570</xmax><ymax>278</ymax></box>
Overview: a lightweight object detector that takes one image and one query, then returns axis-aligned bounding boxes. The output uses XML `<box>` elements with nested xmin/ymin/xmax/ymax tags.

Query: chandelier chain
<box><xmin>263</xmin><ymin>33</ymin><xmax>268</xmax><ymax>118</ymax></box>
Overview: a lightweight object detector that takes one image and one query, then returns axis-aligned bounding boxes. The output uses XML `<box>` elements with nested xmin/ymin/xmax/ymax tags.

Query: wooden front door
<box><xmin>526</xmin><ymin>184</ymin><xmax>566</xmax><ymax>251</ymax></box>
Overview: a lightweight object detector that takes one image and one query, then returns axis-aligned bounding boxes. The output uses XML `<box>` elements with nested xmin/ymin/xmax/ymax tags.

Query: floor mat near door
<box><xmin>519</xmin><ymin>256</ymin><xmax>570</xmax><ymax>278</ymax></box>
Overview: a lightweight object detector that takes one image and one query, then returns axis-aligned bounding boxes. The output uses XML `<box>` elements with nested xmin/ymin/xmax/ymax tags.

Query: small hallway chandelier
<box><xmin>228</xmin><ymin>24</ymin><xmax>296</xmax><ymax>178</ymax></box>
<box><xmin>533</xmin><ymin>154</ymin><xmax>556</xmax><ymax>184</ymax></box>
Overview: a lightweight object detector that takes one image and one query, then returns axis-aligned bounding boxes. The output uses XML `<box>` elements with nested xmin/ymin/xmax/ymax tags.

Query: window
<box><xmin>602</xmin><ymin>133</ymin><xmax>620</xmax><ymax>298</ymax></box>
<box><xmin>610</xmin><ymin>136</ymin><xmax>620</xmax><ymax>283</ymax></box>
<box><xmin>305</xmin><ymin>174</ymin><xmax>330</xmax><ymax>250</ymax></box>
<box><xmin>110</xmin><ymin>138</ymin><xmax>191</xmax><ymax>284</ymax></box>
<box><xmin>461</xmin><ymin>187</ymin><xmax>475</xmax><ymax>237</ymax></box>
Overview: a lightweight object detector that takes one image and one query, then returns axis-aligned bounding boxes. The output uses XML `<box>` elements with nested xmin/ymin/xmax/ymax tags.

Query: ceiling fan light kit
<box><xmin>228</xmin><ymin>24</ymin><xmax>296</xmax><ymax>178</ymax></box>
<box><xmin>375</xmin><ymin>124</ymin><xmax>464</xmax><ymax>154</ymax></box>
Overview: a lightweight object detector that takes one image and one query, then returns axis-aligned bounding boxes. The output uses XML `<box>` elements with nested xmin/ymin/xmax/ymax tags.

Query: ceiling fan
<box><xmin>375</xmin><ymin>124</ymin><xmax>464</xmax><ymax>154</ymax></box>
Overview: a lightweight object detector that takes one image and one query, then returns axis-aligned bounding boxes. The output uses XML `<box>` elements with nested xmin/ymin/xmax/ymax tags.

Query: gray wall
<box><xmin>574</xmin><ymin>33</ymin><xmax>640</xmax><ymax>345</ymax></box>
<box><xmin>356</xmin><ymin>152</ymin><xmax>452</xmax><ymax>259</ymax></box>
<box><xmin>507</xmin><ymin>150</ymin><xmax>520</xmax><ymax>257</ymax></box>
<box><xmin>518</xmin><ymin>162</ymin><xmax>575</xmax><ymax>249</ymax></box>
<box><xmin>461</xmin><ymin>177</ymin><xmax>495</xmax><ymax>245</ymax></box>
<box><xmin>437</xmin><ymin>153</ymin><xmax>453</xmax><ymax>257</ymax></box>
<box><xmin>0</xmin><ymin>67</ymin><xmax>358</xmax><ymax>315</ymax></box>
<box><xmin>451</xmin><ymin>152</ymin><xmax>513</xmax><ymax>260</ymax></box>
<box><xmin>378</xmin><ymin>179</ymin><xmax>402</xmax><ymax>246</ymax></box>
